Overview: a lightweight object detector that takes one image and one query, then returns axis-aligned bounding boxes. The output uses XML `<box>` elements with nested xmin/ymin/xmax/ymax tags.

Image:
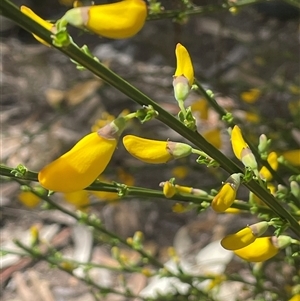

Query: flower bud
<box><xmin>290</xmin><ymin>181</ymin><xmax>300</xmax><ymax>199</ymax></box>
<box><xmin>231</xmin><ymin>125</ymin><xmax>257</xmax><ymax>170</ymax></box>
<box><xmin>160</xmin><ymin>181</ymin><xmax>176</xmax><ymax>198</ymax></box>
<box><xmin>211</xmin><ymin>173</ymin><xmax>241</xmax><ymax>212</ymax></box>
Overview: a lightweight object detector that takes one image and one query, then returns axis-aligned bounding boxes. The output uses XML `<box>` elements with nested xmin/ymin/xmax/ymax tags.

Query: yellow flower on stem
<box><xmin>259</xmin><ymin>151</ymin><xmax>278</xmax><ymax>181</ymax></box>
<box><xmin>173</xmin><ymin>43</ymin><xmax>194</xmax><ymax>102</ymax></box>
<box><xmin>18</xmin><ymin>191</ymin><xmax>41</xmax><ymax>208</ymax></box>
<box><xmin>38</xmin><ymin>116</ymin><xmax>127</xmax><ymax>192</ymax></box>
<box><xmin>203</xmin><ymin>128</ymin><xmax>222</xmax><ymax>150</ymax></box>
<box><xmin>211</xmin><ymin>173</ymin><xmax>241</xmax><ymax>212</ymax></box>
<box><xmin>20</xmin><ymin>6</ymin><xmax>56</xmax><ymax>46</ymax></box>
<box><xmin>289</xmin><ymin>294</ymin><xmax>300</xmax><ymax>301</ymax></box>
<box><xmin>63</xmin><ymin>190</ymin><xmax>90</xmax><ymax>211</ymax></box>
<box><xmin>282</xmin><ymin>149</ymin><xmax>300</xmax><ymax>166</ymax></box>
<box><xmin>62</xmin><ymin>0</ymin><xmax>147</xmax><ymax>39</ymax></box>
<box><xmin>234</xmin><ymin>235</ymin><xmax>293</xmax><ymax>262</ymax></box>
<box><xmin>231</xmin><ymin>125</ymin><xmax>257</xmax><ymax>170</ymax></box>
<box><xmin>160</xmin><ymin>181</ymin><xmax>176</xmax><ymax>198</ymax></box>
<box><xmin>122</xmin><ymin>135</ymin><xmax>192</xmax><ymax>164</ymax></box>
<box><xmin>240</xmin><ymin>88</ymin><xmax>261</xmax><ymax>104</ymax></box>
<box><xmin>221</xmin><ymin>221</ymin><xmax>269</xmax><ymax>250</ymax></box>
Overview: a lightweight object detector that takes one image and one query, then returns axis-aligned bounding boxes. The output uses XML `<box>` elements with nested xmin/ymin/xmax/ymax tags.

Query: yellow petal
<box><xmin>240</xmin><ymin>88</ymin><xmax>261</xmax><ymax>104</ymax></box>
<box><xmin>191</xmin><ymin>98</ymin><xmax>209</xmax><ymax>120</ymax></box>
<box><xmin>234</xmin><ymin>237</ymin><xmax>279</xmax><ymax>262</ymax></box>
<box><xmin>203</xmin><ymin>129</ymin><xmax>222</xmax><ymax>150</ymax></box>
<box><xmin>231</xmin><ymin>125</ymin><xmax>249</xmax><ymax>160</ymax></box>
<box><xmin>38</xmin><ymin>132</ymin><xmax>117</xmax><ymax>192</ymax></box>
<box><xmin>163</xmin><ymin>181</ymin><xmax>176</xmax><ymax>198</ymax></box>
<box><xmin>123</xmin><ymin>135</ymin><xmax>171</xmax><ymax>164</ymax></box>
<box><xmin>174</xmin><ymin>43</ymin><xmax>194</xmax><ymax>87</ymax></box>
<box><xmin>282</xmin><ymin>149</ymin><xmax>300</xmax><ymax>166</ymax></box>
<box><xmin>259</xmin><ymin>151</ymin><xmax>278</xmax><ymax>181</ymax></box>
<box><xmin>90</xmin><ymin>190</ymin><xmax>119</xmax><ymax>202</ymax></box>
<box><xmin>171</xmin><ymin>166</ymin><xmax>188</xmax><ymax>180</ymax></box>
<box><xmin>63</xmin><ymin>190</ymin><xmax>90</xmax><ymax>210</ymax></box>
<box><xmin>63</xmin><ymin>0</ymin><xmax>147</xmax><ymax>39</ymax></box>
<box><xmin>20</xmin><ymin>6</ymin><xmax>55</xmax><ymax>46</ymax></box>
<box><xmin>18</xmin><ymin>191</ymin><xmax>41</xmax><ymax>208</ymax></box>
<box><xmin>221</xmin><ymin>227</ymin><xmax>256</xmax><ymax>250</ymax></box>
<box><xmin>211</xmin><ymin>183</ymin><xmax>237</xmax><ymax>212</ymax></box>
<box><xmin>289</xmin><ymin>294</ymin><xmax>300</xmax><ymax>301</ymax></box>
<box><xmin>211</xmin><ymin>173</ymin><xmax>241</xmax><ymax>213</ymax></box>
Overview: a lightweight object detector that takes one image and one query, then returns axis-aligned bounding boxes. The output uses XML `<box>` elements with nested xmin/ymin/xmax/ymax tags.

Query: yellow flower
<box><xmin>203</xmin><ymin>129</ymin><xmax>222</xmax><ymax>150</ymax></box>
<box><xmin>39</xmin><ymin>117</ymin><xmax>126</xmax><ymax>192</ymax></box>
<box><xmin>234</xmin><ymin>235</ymin><xmax>292</xmax><ymax>262</ymax></box>
<box><xmin>122</xmin><ymin>135</ymin><xmax>192</xmax><ymax>164</ymax></box>
<box><xmin>174</xmin><ymin>43</ymin><xmax>194</xmax><ymax>86</ymax></box>
<box><xmin>240</xmin><ymin>88</ymin><xmax>261</xmax><ymax>104</ymax></box>
<box><xmin>18</xmin><ymin>191</ymin><xmax>41</xmax><ymax>208</ymax></box>
<box><xmin>231</xmin><ymin>125</ymin><xmax>257</xmax><ymax>170</ymax></box>
<box><xmin>282</xmin><ymin>149</ymin><xmax>300</xmax><ymax>166</ymax></box>
<box><xmin>171</xmin><ymin>166</ymin><xmax>189</xmax><ymax>179</ymax></box>
<box><xmin>251</xmin><ymin>183</ymin><xmax>276</xmax><ymax>207</ymax></box>
<box><xmin>62</xmin><ymin>0</ymin><xmax>147</xmax><ymax>39</ymax></box>
<box><xmin>162</xmin><ymin>181</ymin><xmax>176</xmax><ymax>198</ymax></box>
<box><xmin>259</xmin><ymin>152</ymin><xmax>278</xmax><ymax>181</ymax></box>
<box><xmin>211</xmin><ymin>173</ymin><xmax>241</xmax><ymax>212</ymax></box>
<box><xmin>173</xmin><ymin>43</ymin><xmax>194</xmax><ymax>102</ymax></box>
<box><xmin>289</xmin><ymin>294</ymin><xmax>300</xmax><ymax>301</ymax></box>
<box><xmin>191</xmin><ymin>98</ymin><xmax>208</xmax><ymax>120</ymax></box>
<box><xmin>20</xmin><ymin>6</ymin><xmax>56</xmax><ymax>46</ymax></box>
<box><xmin>172</xmin><ymin>203</ymin><xmax>186</xmax><ymax>213</ymax></box>
<box><xmin>63</xmin><ymin>190</ymin><xmax>90</xmax><ymax>211</ymax></box>
<box><xmin>224</xmin><ymin>207</ymin><xmax>241</xmax><ymax>214</ymax></box>
<box><xmin>221</xmin><ymin>222</ymin><xmax>269</xmax><ymax>250</ymax></box>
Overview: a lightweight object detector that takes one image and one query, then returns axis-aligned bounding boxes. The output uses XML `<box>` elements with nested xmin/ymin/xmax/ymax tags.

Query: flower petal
<box><xmin>234</xmin><ymin>237</ymin><xmax>279</xmax><ymax>262</ymax></box>
<box><xmin>38</xmin><ymin>132</ymin><xmax>117</xmax><ymax>192</ymax></box>
<box><xmin>174</xmin><ymin>43</ymin><xmax>194</xmax><ymax>86</ymax></box>
<box><xmin>63</xmin><ymin>0</ymin><xmax>147</xmax><ymax>39</ymax></box>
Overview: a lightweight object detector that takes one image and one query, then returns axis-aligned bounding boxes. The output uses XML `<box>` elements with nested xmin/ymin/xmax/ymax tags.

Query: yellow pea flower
<box><xmin>259</xmin><ymin>152</ymin><xmax>278</xmax><ymax>181</ymax></box>
<box><xmin>63</xmin><ymin>190</ymin><xmax>90</xmax><ymax>211</ymax></box>
<box><xmin>282</xmin><ymin>149</ymin><xmax>300</xmax><ymax>166</ymax></box>
<box><xmin>203</xmin><ymin>128</ymin><xmax>222</xmax><ymax>150</ymax></box>
<box><xmin>172</xmin><ymin>203</ymin><xmax>187</xmax><ymax>213</ymax></box>
<box><xmin>122</xmin><ymin>135</ymin><xmax>192</xmax><ymax>164</ymax></box>
<box><xmin>211</xmin><ymin>173</ymin><xmax>241</xmax><ymax>212</ymax></box>
<box><xmin>289</xmin><ymin>294</ymin><xmax>300</xmax><ymax>301</ymax></box>
<box><xmin>62</xmin><ymin>0</ymin><xmax>147</xmax><ymax>39</ymax></box>
<box><xmin>171</xmin><ymin>166</ymin><xmax>189</xmax><ymax>179</ymax></box>
<box><xmin>240</xmin><ymin>88</ymin><xmax>261</xmax><ymax>104</ymax></box>
<box><xmin>174</xmin><ymin>43</ymin><xmax>194</xmax><ymax>87</ymax></box>
<box><xmin>221</xmin><ymin>221</ymin><xmax>269</xmax><ymax>251</ymax></box>
<box><xmin>161</xmin><ymin>181</ymin><xmax>176</xmax><ymax>198</ymax></box>
<box><xmin>234</xmin><ymin>235</ymin><xmax>292</xmax><ymax>262</ymax></box>
<box><xmin>20</xmin><ymin>6</ymin><xmax>56</xmax><ymax>46</ymax></box>
<box><xmin>231</xmin><ymin>125</ymin><xmax>257</xmax><ymax>170</ymax></box>
<box><xmin>18</xmin><ymin>191</ymin><xmax>41</xmax><ymax>208</ymax></box>
<box><xmin>173</xmin><ymin>43</ymin><xmax>194</xmax><ymax>102</ymax></box>
<box><xmin>38</xmin><ymin>116</ymin><xmax>126</xmax><ymax>192</ymax></box>
<box><xmin>191</xmin><ymin>98</ymin><xmax>209</xmax><ymax>120</ymax></box>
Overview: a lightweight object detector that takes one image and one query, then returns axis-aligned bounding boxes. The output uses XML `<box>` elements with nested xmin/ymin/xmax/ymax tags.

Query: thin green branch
<box><xmin>3</xmin><ymin>165</ymin><xmax>299</xmax><ymax>218</ymax></box>
<box><xmin>147</xmin><ymin>0</ymin><xmax>274</xmax><ymax>20</ymax></box>
<box><xmin>1</xmin><ymin>0</ymin><xmax>299</xmax><ymax>236</ymax></box>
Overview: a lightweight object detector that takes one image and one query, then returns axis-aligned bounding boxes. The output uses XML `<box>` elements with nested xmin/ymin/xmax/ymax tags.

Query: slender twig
<box><xmin>0</xmin><ymin>0</ymin><xmax>299</xmax><ymax>236</ymax></box>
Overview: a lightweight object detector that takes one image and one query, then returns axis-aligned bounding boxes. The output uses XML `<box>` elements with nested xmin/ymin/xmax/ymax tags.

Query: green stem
<box><xmin>147</xmin><ymin>0</ymin><xmax>274</xmax><ymax>20</ymax></box>
<box><xmin>2</xmin><ymin>165</ymin><xmax>300</xmax><ymax>218</ymax></box>
<box><xmin>14</xmin><ymin>240</ymin><xmax>145</xmax><ymax>300</ymax></box>
<box><xmin>1</xmin><ymin>0</ymin><xmax>299</xmax><ymax>236</ymax></box>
